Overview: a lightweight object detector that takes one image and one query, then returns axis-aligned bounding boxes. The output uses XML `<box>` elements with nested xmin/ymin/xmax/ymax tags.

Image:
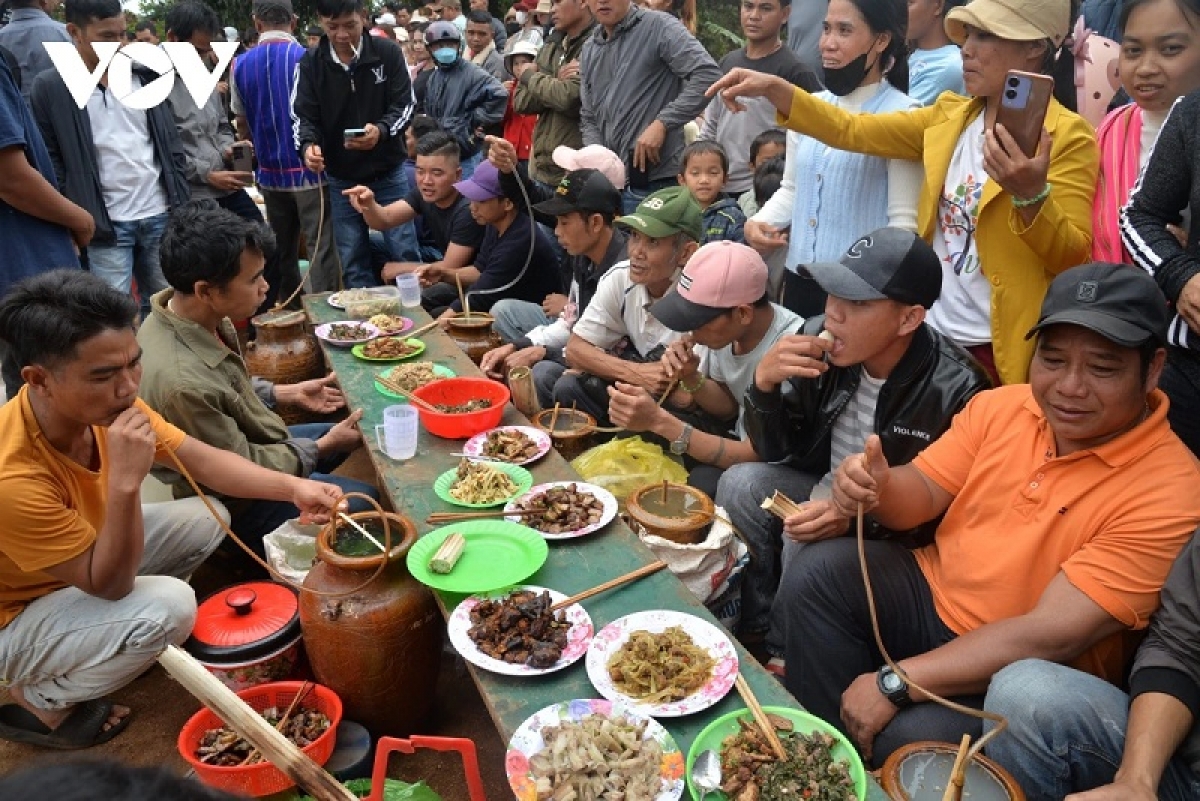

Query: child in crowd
<box><xmin>752</xmin><ymin>155</ymin><xmax>788</xmax><ymax>300</ymax></box>
<box><xmin>738</xmin><ymin>129</ymin><xmax>786</xmax><ymax>217</ymax></box>
<box><xmin>678</xmin><ymin>141</ymin><xmax>746</xmax><ymax>245</ymax></box>
<box><xmin>906</xmin><ymin>0</ymin><xmax>967</xmax><ymax>105</ymax></box>
<box><xmin>501</xmin><ymin>42</ymin><xmax>539</xmax><ymax>172</ymax></box>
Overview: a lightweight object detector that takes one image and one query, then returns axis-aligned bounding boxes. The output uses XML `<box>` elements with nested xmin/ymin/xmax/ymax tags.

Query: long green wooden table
<box><xmin>304</xmin><ymin>296</ymin><xmax>886</xmax><ymax>800</ymax></box>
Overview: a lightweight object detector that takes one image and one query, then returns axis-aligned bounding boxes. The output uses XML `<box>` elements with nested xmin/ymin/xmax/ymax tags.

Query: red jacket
<box><xmin>502</xmin><ymin>93</ymin><xmax>536</xmax><ymax>161</ymax></box>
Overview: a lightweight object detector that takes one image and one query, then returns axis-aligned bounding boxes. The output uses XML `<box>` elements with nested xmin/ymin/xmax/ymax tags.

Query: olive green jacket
<box><xmin>513</xmin><ymin>23</ymin><xmax>594</xmax><ymax>185</ymax></box>
<box><xmin>137</xmin><ymin>290</ymin><xmax>319</xmax><ymax>502</ymax></box>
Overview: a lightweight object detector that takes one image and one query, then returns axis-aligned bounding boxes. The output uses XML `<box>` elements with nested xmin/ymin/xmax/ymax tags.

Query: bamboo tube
<box><xmin>942</xmin><ymin>734</ymin><xmax>971</xmax><ymax>801</ymax></box>
<box><xmin>158</xmin><ymin>646</ymin><xmax>356</xmax><ymax>801</ymax></box>
<box><xmin>508</xmin><ymin>366</ymin><xmax>541</xmax><ymax>418</ymax></box>
<box><xmin>760</xmin><ymin>491</ymin><xmax>804</xmax><ymax>520</ymax></box>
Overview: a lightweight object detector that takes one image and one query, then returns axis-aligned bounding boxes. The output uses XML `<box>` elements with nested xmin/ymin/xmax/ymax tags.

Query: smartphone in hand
<box><xmin>993</xmin><ymin>70</ymin><xmax>1053</xmax><ymax>158</ymax></box>
<box><xmin>230</xmin><ymin>143</ymin><xmax>255</xmax><ymax>173</ymax></box>
<box><xmin>343</xmin><ymin>128</ymin><xmax>368</xmax><ymax>140</ymax></box>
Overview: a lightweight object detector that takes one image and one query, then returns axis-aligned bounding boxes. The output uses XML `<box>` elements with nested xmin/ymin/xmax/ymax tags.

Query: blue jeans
<box><xmin>622</xmin><ymin>178</ymin><xmax>678</xmax><ymax>215</ymax></box>
<box><xmin>229</xmin><ymin>423</ymin><xmax>380</xmax><ymax>554</ymax></box>
<box><xmin>984</xmin><ymin>660</ymin><xmax>1200</xmax><ymax>801</ymax></box>
<box><xmin>328</xmin><ymin>167</ymin><xmax>418</xmax><ymax>288</ymax></box>
<box><xmin>460</xmin><ymin>150</ymin><xmax>483</xmax><ymax>179</ymax></box>
<box><xmin>715</xmin><ymin>462</ymin><xmax>820</xmax><ymax>651</ymax></box>
<box><xmin>87</xmin><ymin>212</ymin><xmax>170</xmax><ymax>310</ymax></box>
<box><xmin>491</xmin><ymin>298</ymin><xmax>552</xmax><ymax>344</ymax></box>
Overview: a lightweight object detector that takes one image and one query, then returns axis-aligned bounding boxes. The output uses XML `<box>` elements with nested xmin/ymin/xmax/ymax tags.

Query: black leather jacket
<box><xmin>743</xmin><ymin>317</ymin><xmax>992</xmax><ymax>545</ymax></box>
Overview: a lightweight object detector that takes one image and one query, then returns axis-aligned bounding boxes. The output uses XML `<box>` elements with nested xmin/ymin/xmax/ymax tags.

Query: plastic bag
<box><xmin>570</xmin><ymin>436</ymin><xmax>687</xmax><ymax>503</ymax></box>
<box><xmin>262</xmin><ymin>520</ymin><xmax>322</xmax><ymax>583</ymax></box>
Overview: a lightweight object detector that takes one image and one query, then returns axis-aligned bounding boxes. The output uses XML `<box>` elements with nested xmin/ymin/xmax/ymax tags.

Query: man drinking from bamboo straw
<box><xmin>0</xmin><ymin>270</ymin><xmax>343</xmax><ymax>750</ymax></box>
<box><xmin>804</xmin><ymin>263</ymin><xmax>1200</xmax><ymax>767</ymax></box>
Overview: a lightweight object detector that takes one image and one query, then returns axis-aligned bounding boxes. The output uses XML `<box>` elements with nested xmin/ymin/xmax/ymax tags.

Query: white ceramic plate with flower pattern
<box><xmin>586</xmin><ymin>610</ymin><xmax>739</xmax><ymax>717</ymax></box>
<box><xmin>462</xmin><ymin>425</ymin><xmax>552</xmax><ymax>466</ymax></box>
<box><xmin>503</xmin><ymin>481</ymin><xmax>619</xmax><ymax>541</ymax></box>
<box><xmin>504</xmin><ymin>698</ymin><xmax>685</xmax><ymax>801</ymax></box>
<box><xmin>447</xmin><ymin>585</ymin><xmax>593</xmax><ymax>676</ymax></box>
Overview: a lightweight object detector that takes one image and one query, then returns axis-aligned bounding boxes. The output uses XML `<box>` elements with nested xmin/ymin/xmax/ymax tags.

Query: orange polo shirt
<box><xmin>911</xmin><ymin>385</ymin><xmax>1200</xmax><ymax>681</ymax></box>
<box><xmin>0</xmin><ymin>388</ymin><xmax>187</xmax><ymax>629</ymax></box>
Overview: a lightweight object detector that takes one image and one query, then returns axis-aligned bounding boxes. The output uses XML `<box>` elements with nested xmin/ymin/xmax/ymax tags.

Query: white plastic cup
<box><xmin>374</xmin><ymin>405</ymin><xmax>418</xmax><ymax>460</ymax></box>
<box><xmin>395</xmin><ymin>273</ymin><xmax>422</xmax><ymax>308</ymax></box>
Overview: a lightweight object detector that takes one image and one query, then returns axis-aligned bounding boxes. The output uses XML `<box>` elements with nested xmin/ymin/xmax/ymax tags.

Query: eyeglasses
<box><xmin>940</xmin><ymin>192</ymin><xmax>977</xmax><ymax>277</ymax></box>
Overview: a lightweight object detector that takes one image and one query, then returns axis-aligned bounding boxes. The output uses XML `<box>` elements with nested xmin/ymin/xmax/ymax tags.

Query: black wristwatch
<box><xmin>877</xmin><ymin>665</ymin><xmax>912</xmax><ymax>709</ymax></box>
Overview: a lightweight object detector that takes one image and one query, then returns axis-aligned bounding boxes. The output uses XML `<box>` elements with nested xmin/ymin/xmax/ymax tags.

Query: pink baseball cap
<box><xmin>552</xmin><ymin>145</ymin><xmax>626</xmax><ymax>190</ymax></box>
<box><xmin>651</xmin><ymin>241</ymin><xmax>768</xmax><ymax>331</ymax></box>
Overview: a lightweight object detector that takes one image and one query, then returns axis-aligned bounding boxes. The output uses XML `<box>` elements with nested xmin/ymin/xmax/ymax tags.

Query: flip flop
<box><xmin>0</xmin><ymin>698</ymin><xmax>131</xmax><ymax>750</ymax></box>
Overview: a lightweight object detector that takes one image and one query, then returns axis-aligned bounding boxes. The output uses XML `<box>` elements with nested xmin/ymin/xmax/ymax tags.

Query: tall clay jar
<box><xmin>299</xmin><ymin>512</ymin><xmax>443</xmax><ymax>738</ymax></box>
<box><xmin>245</xmin><ymin>309</ymin><xmax>323</xmax><ymax>423</ymax></box>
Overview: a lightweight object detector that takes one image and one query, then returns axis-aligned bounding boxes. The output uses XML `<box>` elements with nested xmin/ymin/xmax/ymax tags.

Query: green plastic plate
<box><xmin>374</xmin><ymin>363</ymin><xmax>456</xmax><ymax>399</ymax></box>
<box><xmin>684</xmin><ymin>705</ymin><xmax>868</xmax><ymax>801</ymax></box>
<box><xmin>351</xmin><ymin>337</ymin><xmax>426</xmax><ymax>362</ymax></box>
<box><xmin>407</xmin><ymin>520</ymin><xmax>548</xmax><ymax>593</ymax></box>
<box><xmin>433</xmin><ymin>462</ymin><xmax>533</xmax><ymax>508</ymax></box>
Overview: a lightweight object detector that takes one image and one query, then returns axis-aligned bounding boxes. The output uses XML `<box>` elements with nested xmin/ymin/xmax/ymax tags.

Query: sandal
<box><xmin>0</xmin><ymin>698</ymin><xmax>131</xmax><ymax>750</ymax></box>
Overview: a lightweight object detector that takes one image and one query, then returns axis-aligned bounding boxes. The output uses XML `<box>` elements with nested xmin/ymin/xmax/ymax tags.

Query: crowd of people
<box><xmin>2</xmin><ymin>0</ymin><xmax>1200</xmax><ymax>797</ymax></box>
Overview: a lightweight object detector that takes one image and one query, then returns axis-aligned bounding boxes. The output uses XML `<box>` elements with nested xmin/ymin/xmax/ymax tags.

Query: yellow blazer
<box><xmin>778</xmin><ymin>90</ymin><xmax>1098</xmax><ymax>384</ymax></box>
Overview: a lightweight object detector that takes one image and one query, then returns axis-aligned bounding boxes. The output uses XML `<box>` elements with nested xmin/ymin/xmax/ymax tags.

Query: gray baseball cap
<box><xmin>1026</xmin><ymin>262</ymin><xmax>1169</xmax><ymax>347</ymax></box>
<box><xmin>804</xmin><ymin>227</ymin><xmax>942</xmax><ymax>309</ymax></box>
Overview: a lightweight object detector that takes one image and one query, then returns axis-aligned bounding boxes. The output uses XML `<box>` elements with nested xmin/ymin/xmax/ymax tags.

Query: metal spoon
<box><xmin>692</xmin><ymin>748</ymin><xmax>722</xmax><ymax>801</ymax></box>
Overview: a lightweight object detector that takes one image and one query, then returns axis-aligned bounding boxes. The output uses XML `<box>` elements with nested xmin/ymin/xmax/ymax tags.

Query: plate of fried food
<box><xmin>314</xmin><ymin>321</ymin><xmax>380</xmax><ymax>347</ymax></box>
<box><xmin>434</xmin><ymin>458</ymin><xmax>533</xmax><ymax>508</ymax></box>
<box><xmin>504</xmin><ymin>481</ymin><xmax>617</xmax><ymax>540</ymax></box>
<box><xmin>586</xmin><ymin>610</ymin><xmax>739</xmax><ymax>718</ymax></box>
<box><xmin>351</xmin><ymin>336</ymin><xmax>426</xmax><ymax>361</ymax></box>
<box><xmin>366</xmin><ymin>313</ymin><xmax>413</xmax><ymax>335</ymax></box>
<box><xmin>686</xmin><ymin>706</ymin><xmax>867</xmax><ymax>801</ymax></box>
<box><xmin>462</xmin><ymin>426</ymin><xmax>551</xmax><ymax>466</ymax></box>
<box><xmin>505</xmin><ymin>698</ymin><xmax>685</xmax><ymax>801</ymax></box>
<box><xmin>374</xmin><ymin>362</ymin><xmax>456</xmax><ymax>399</ymax></box>
<box><xmin>448</xmin><ymin>585</ymin><xmax>593</xmax><ymax>677</ymax></box>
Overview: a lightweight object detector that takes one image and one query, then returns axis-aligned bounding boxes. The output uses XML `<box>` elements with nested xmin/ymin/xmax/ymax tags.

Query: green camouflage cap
<box><xmin>616</xmin><ymin>186</ymin><xmax>703</xmax><ymax>242</ymax></box>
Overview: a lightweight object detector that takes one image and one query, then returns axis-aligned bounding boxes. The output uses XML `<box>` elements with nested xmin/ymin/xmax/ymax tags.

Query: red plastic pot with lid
<box><xmin>185</xmin><ymin>582</ymin><xmax>303</xmax><ymax>692</ymax></box>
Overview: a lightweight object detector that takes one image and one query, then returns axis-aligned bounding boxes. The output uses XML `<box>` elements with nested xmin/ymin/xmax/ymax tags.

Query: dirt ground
<box><xmin>0</xmin><ymin>449</ymin><xmax>512</xmax><ymax>800</ymax></box>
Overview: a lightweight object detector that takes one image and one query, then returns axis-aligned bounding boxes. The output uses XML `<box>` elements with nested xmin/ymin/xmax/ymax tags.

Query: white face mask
<box><xmin>515</xmin><ymin>10</ymin><xmax>527</xmax><ymax>24</ymax></box>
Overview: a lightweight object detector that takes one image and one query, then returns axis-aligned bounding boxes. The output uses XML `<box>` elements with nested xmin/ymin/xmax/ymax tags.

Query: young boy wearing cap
<box><xmin>422</xmin><ymin>159</ymin><xmax>561</xmax><ymax>317</ymax></box>
<box><xmin>720</xmin><ymin>227</ymin><xmax>990</xmax><ymax>677</ymax></box>
<box><xmin>791</xmin><ymin>262</ymin><xmax>1200</xmax><ymax>767</ymax></box>
<box><xmin>607</xmin><ymin>241</ymin><xmax>801</xmax><ymax>496</ymax></box>
<box><xmin>556</xmin><ymin>186</ymin><xmax>705</xmax><ymax>425</ymax></box>
<box><xmin>481</xmin><ymin>168</ymin><xmax>628</xmax><ymax>405</ymax></box>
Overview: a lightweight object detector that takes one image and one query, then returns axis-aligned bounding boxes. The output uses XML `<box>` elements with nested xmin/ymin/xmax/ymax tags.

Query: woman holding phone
<box><xmin>745</xmin><ymin>0</ymin><xmax>922</xmax><ymax>318</ymax></box>
<box><xmin>710</xmin><ymin>0</ymin><xmax>1097</xmax><ymax>385</ymax></box>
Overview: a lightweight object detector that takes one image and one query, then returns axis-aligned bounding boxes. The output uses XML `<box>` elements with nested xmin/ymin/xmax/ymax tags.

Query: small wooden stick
<box><xmin>426</xmin><ymin>507</ymin><xmax>546</xmax><ymax>524</ymax></box>
<box><xmin>569</xmin><ymin>400</ymin><xmax>577</xmax><ymax>427</ymax></box>
<box><xmin>549</xmin><ymin>561</ymin><xmax>668</xmax><ymax>611</ymax></box>
<box><xmin>735</xmin><ymin>674</ymin><xmax>788</xmax><ymax>761</ymax></box>
<box><xmin>337</xmin><ymin>512</ymin><xmax>386</xmax><ymax>554</ymax></box>
<box><xmin>657</xmin><ymin>377</ymin><xmax>681</xmax><ymax>406</ymax></box>
<box><xmin>549</xmin><ymin>401</ymin><xmax>562</xmax><ymax>434</ymax></box>
<box><xmin>239</xmin><ymin>681</ymin><xmax>314</xmax><ymax>766</ymax></box>
<box><xmin>661</xmin><ymin>479</ymin><xmax>669</xmax><ymax>504</ymax></box>
<box><xmin>942</xmin><ymin>734</ymin><xmax>971</xmax><ymax>801</ymax></box>
<box><xmin>405</xmin><ymin>319</ymin><xmax>442</xmax><ymax>340</ymax></box>
<box><xmin>455</xmin><ymin>272</ymin><xmax>469</xmax><ymax>319</ymax></box>
<box><xmin>375</xmin><ymin>374</ymin><xmax>440</xmax><ymax>414</ymax></box>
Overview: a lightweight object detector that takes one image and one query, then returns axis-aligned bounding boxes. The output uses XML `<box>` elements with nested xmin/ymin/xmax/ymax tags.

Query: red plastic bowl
<box><xmin>178</xmin><ymin>681</ymin><xmax>342</xmax><ymax>797</ymax></box>
<box><xmin>410</xmin><ymin>377</ymin><xmax>510</xmax><ymax>439</ymax></box>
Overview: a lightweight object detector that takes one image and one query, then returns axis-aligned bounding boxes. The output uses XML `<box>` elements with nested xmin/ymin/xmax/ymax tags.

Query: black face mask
<box><xmin>822</xmin><ymin>51</ymin><xmax>878</xmax><ymax>97</ymax></box>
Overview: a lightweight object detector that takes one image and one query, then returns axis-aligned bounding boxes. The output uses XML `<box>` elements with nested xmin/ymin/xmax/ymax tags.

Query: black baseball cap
<box><xmin>1025</xmin><ymin>262</ymin><xmax>1169</xmax><ymax>347</ymax></box>
<box><xmin>533</xmin><ymin>169</ymin><xmax>622</xmax><ymax>217</ymax></box>
<box><xmin>804</xmin><ymin>227</ymin><xmax>942</xmax><ymax>309</ymax></box>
